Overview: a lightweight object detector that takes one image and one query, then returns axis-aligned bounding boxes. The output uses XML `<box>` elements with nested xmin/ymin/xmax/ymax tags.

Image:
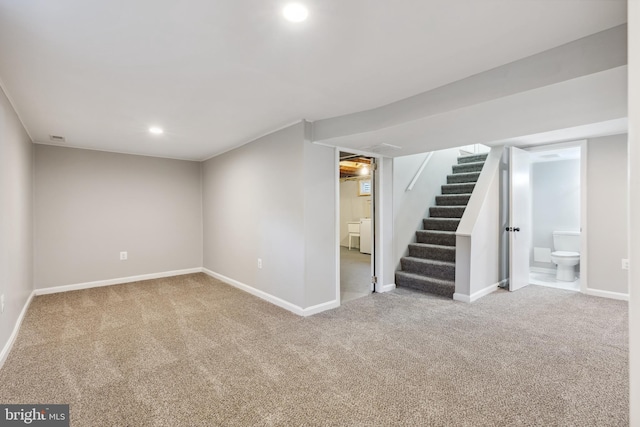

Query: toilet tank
<box><xmin>553</xmin><ymin>231</ymin><xmax>580</xmax><ymax>252</ymax></box>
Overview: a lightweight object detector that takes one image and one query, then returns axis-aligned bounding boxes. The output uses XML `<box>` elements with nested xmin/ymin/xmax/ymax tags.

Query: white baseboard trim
<box><xmin>34</xmin><ymin>268</ymin><xmax>204</xmax><ymax>296</ymax></box>
<box><xmin>301</xmin><ymin>300</ymin><xmax>340</xmax><ymax>316</ymax></box>
<box><xmin>585</xmin><ymin>288</ymin><xmax>629</xmax><ymax>301</ymax></box>
<box><xmin>453</xmin><ymin>282</ymin><xmax>499</xmax><ymax>303</ymax></box>
<box><xmin>379</xmin><ymin>283</ymin><xmax>396</xmax><ymax>293</ymax></box>
<box><xmin>0</xmin><ymin>290</ymin><xmax>35</xmax><ymax>369</ymax></box>
<box><xmin>202</xmin><ymin>268</ymin><xmax>338</xmax><ymax>317</ymax></box>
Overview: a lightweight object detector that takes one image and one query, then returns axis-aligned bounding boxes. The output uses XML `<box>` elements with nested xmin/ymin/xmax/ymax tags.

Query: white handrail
<box><xmin>406</xmin><ymin>152</ymin><xmax>433</xmax><ymax>191</ymax></box>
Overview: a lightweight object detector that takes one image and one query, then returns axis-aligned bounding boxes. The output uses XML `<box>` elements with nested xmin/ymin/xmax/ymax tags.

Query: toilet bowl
<box><xmin>551</xmin><ymin>231</ymin><xmax>580</xmax><ymax>282</ymax></box>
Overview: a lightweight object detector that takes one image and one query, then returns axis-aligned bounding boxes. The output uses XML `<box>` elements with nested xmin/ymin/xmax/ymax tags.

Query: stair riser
<box><xmin>408</xmin><ymin>245</ymin><xmax>455</xmax><ymax>262</ymax></box>
<box><xmin>429</xmin><ymin>206</ymin><xmax>465</xmax><ymax>218</ymax></box>
<box><xmin>400</xmin><ymin>258</ymin><xmax>455</xmax><ymax>281</ymax></box>
<box><xmin>395</xmin><ymin>273</ymin><xmax>455</xmax><ymax>298</ymax></box>
<box><xmin>423</xmin><ymin>218</ymin><xmax>460</xmax><ymax>231</ymax></box>
<box><xmin>416</xmin><ymin>231</ymin><xmax>456</xmax><ymax>246</ymax></box>
<box><xmin>442</xmin><ymin>184</ymin><xmax>475</xmax><ymax>194</ymax></box>
<box><xmin>447</xmin><ymin>173</ymin><xmax>480</xmax><ymax>184</ymax></box>
<box><xmin>458</xmin><ymin>154</ymin><xmax>488</xmax><ymax>164</ymax></box>
<box><xmin>435</xmin><ymin>195</ymin><xmax>470</xmax><ymax>206</ymax></box>
<box><xmin>452</xmin><ymin>162</ymin><xmax>484</xmax><ymax>174</ymax></box>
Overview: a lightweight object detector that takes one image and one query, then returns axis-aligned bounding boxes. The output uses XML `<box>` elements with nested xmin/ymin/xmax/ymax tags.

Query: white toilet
<box><xmin>550</xmin><ymin>231</ymin><xmax>580</xmax><ymax>282</ymax></box>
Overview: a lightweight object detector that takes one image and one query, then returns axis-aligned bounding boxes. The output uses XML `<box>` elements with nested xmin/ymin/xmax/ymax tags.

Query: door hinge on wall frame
<box><xmin>372</xmin><ymin>276</ymin><xmax>377</xmax><ymax>284</ymax></box>
<box><xmin>370</xmin><ymin>162</ymin><xmax>378</xmax><ymax>171</ymax></box>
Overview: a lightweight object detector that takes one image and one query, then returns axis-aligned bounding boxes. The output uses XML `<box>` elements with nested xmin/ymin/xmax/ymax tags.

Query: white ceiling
<box><xmin>0</xmin><ymin>0</ymin><xmax>627</xmax><ymax>160</ymax></box>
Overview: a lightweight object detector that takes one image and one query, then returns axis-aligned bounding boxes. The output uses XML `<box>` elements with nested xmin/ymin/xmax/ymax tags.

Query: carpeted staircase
<box><xmin>395</xmin><ymin>152</ymin><xmax>488</xmax><ymax>298</ymax></box>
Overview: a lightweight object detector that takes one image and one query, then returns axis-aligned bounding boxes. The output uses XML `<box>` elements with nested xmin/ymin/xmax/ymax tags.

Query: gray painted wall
<box><xmin>302</xmin><ymin>139</ymin><xmax>336</xmax><ymax>307</ymax></box>
<box><xmin>587</xmin><ymin>134</ymin><xmax>628</xmax><ymax>294</ymax></box>
<box><xmin>0</xmin><ymin>86</ymin><xmax>33</xmax><ymax>359</ymax></box>
<box><xmin>34</xmin><ymin>145</ymin><xmax>202</xmax><ymax>289</ymax></box>
<box><xmin>202</xmin><ymin>122</ymin><xmax>336</xmax><ymax>309</ymax></box>
<box><xmin>531</xmin><ymin>159</ymin><xmax>581</xmax><ymax>269</ymax></box>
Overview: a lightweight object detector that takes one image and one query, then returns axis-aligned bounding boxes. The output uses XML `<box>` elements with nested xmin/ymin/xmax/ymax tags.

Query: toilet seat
<box><xmin>551</xmin><ymin>251</ymin><xmax>579</xmax><ymax>257</ymax></box>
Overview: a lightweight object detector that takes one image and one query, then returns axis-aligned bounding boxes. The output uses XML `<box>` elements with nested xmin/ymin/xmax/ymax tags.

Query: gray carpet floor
<box><xmin>0</xmin><ymin>273</ymin><xmax>628</xmax><ymax>426</ymax></box>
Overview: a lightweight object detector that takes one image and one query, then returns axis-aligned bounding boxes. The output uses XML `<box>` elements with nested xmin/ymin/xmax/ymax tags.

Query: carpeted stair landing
<box><xmin>396</xmin><ymin>152</ymin><xmax>488</xmax><ymax>298</ymax></box>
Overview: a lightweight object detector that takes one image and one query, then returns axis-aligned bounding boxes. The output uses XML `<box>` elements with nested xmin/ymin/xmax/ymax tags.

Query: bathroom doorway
<box><xmin>526</xmin><ymin>141</ymin><xmax>587</xmax><ymax>292</ymax></box>
<box><xmin>338</xmin><ymin>152</ymin><xmax>375</xmax><ymax>303</ymax></box>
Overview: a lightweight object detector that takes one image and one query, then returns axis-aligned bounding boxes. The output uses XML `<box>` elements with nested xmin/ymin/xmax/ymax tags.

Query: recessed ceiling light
<box><xmin>149</xmin><ymin>127</ymin><xmax>163</xmax><ymax>135</ymax></box>
<box><xmin>283</xmin><ymin>3</ymin><xmax>309</xmax><ymax>22</ymax></box>
<box><xmin>360</xmin><ymin>167</ymin><xmax>369</xmax><ymax>176</ymax></box>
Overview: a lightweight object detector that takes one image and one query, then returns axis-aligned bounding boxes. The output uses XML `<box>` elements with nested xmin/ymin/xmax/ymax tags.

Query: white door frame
<box><xmin>332</xmin><ymin>146</ymin><xmax>393</xmax><ymax>305</ymax></box>
<box><xmin>524</xmin><ymin>139</ymin><xmax>588</xmax><ymax>292</ymax></box>
<box><xmin>508</xmin><ymin>146</ymin><xmax>533</xmax><ymax>291</ymax></box>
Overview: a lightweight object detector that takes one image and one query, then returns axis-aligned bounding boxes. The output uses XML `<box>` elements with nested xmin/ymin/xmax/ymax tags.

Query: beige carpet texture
<box><xmin>0</xmin><ymin>273</ymin><xmax>628</xmax><ymax>426</ymax></box>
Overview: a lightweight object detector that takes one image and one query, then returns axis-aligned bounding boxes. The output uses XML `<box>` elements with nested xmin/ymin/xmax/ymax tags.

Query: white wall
<box><xmin>202</xmin><ymin>122</ymin><xmax>336</xmax><ymax>311</ymax></box>
<box><xmin>455</xmin><ymin>147</ymin><xmax>502</xmax><ymax>301</ymax></box>
<box><xmin>531</xmin><ymin>159</ymin><xmax>581</xmax><ymax>269</ymax></box>
<box><xmin>34</xmin><ymin>145</ymin><xmax>202</xmax><ymax>289</ymax></box>
<box><xmin>377</xmin><ymin>156</ymin><xmax>395</xmax><ymax>291</ymax></box>
<box><xmin>0</xmin><ymin>85</ymin><xmax>33</xmax><ymax>364</ymax></box>
<box><xmin>393</xmin><ymin>148</ymin><xmax>460</xmax><ymax>269</ymax></box>
<box><xmin>628</xmin><ymin>2</ymin><xmax>639</xmax><ymax>423</ymax></box>
<box><xmin>586</xmin><ymin>134</ymin><xmax>628</xmax><ymax>296</ymax></box>
<box><xmin>339</xmin><ymin>179</ymin><xmax>371</xmax><ymax>247</ymax></box>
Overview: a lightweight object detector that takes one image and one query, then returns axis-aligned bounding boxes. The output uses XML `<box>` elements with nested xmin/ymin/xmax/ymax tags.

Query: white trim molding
<box><xmin>202</xmin><ymin>268</ymin><xmax>339</xmax><ymax>317</ymax></box>
<box><xmin>453</xmin><ymin>282</ymin><xmax>499</xmax><ymax>303</ymax></box>
<box><xmin>34</xmin><ymin>268</ymin><xmax>203</xmax><ymax>295</ymax></box>
<box><xmin>0</xmin><ymin>291</ymin><xmax>35</xmax><ymax>369</ymax></box>
<box><xmin>302</xmin><ymin>300</ymin><xmax>340</xmax><ymax>317</ymax></box>
<box><xmin>380</xmin><ymin>283</ymin><xmax>396</xmax><ymax>293</ymax></box>
<box><xmin>584</xmin><ymin>288</ymin><xmax>629</xmax><ymax>301</ymax></box>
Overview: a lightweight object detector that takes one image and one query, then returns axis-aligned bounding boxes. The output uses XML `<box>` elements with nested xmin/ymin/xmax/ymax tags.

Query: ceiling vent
<box><xmin>49</xmin><ymin>135</ymin><xmax>66</xmax><ymax>143</ymax></box>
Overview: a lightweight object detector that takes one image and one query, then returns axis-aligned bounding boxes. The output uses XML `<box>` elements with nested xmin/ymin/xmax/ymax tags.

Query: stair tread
<box><xmin>402</xmin><ymin>257</ymin><xmax>455</xmax><ymax>267</ymax></box>
<box><xmin>409</xmin><ymin>242</ymin><xmax>455</xmax><ymax>249</ymax></box>
<box><xmin>447</xmin><ymin>171</ymin><xmax>480</xmax><ymax>177</ymax></box>
<box><xmin>415</xmin><ymin>230</ymin><xmax>457</xmax><ymax>245</ymax></box>
<box><xmin>454</xmin><ymin>161</ymin><xmax>485</xmax><ymax>167</ymax></box>
<box><xmin>447</xmin><ymin>172</ymin><xmax>480</xmax><ymax>184</ymax></box>
<box><xmin>442</xmin><ymin>183</ymin><xmax>475</xmax><ymax>187</ymax></box>
<box><xmin>457</xmin><ymin>153</ymin><xmax>489</xmax><ymax>164</ymax></box>
<box><xmin>396</xmin><ymin>271</ymin><xmax>455</xmax><ymax>286</ymax></box>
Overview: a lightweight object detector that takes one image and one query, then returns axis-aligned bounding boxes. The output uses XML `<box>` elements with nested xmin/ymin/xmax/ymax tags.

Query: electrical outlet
<box><xmin>622</xmin><ymin>259</ymin><xmax>629</xmax><ymax>270</ymax></box>
<box><xmin>1</xmin><ymin>294</ymin><xmax>5</xmax><ymax>314</ymax></box>
<box><xmin>120</xmin><ymin>251</ymin><xmax>128</xmax><ymax>261</ymax></box>
<box><xmin>257</xmin><ymin>258</ymin><xmax>262</xmax><ymax>269</ymax></box>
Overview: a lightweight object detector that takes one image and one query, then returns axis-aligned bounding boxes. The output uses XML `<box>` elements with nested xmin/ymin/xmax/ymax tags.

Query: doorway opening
<box><xmin>528</xmin><ymin>144</ymin><xmax>583</xmax><ymax>291</ymax></box>
<box><xmin>339</xmin><ymin>152</ymin><xmax>375</xmax><ymax>303</ymax></box>
<box><xmin>505</xmin><ymin>141</ymin><xmax>587</xmax><ymax>293</ymax></box>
